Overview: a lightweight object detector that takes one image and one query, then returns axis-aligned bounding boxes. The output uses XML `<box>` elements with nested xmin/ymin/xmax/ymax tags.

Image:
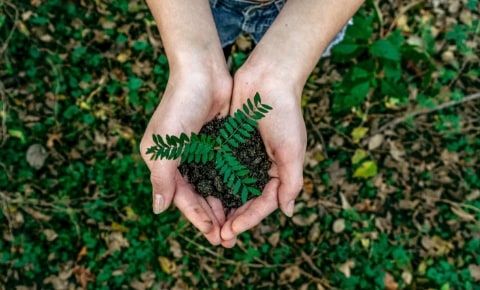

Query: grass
<box><xmin>0</xmin><ymin>0</ymin><xmax>479</xmax><ymax>289</ymax></box>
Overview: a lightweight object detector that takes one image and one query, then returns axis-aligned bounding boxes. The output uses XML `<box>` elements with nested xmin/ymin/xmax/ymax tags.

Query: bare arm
<box><xmin>221</xmin><ymin>0</ymin><xmax>364</xmax><ymax>246</ymax></box>
<box><xmin>145</xmin><ymin>0</ymin><xmax>227</xmax><ymax>74</ymax></box>
<box><xmin>244</xmin><ymin>0</ymin><xmax>364</xmax><ymax>90</ymax></box>
<box><xmin>141</xmin><ymin>0</ymin><xmax>232</xmax><ymax>245</ymax></box>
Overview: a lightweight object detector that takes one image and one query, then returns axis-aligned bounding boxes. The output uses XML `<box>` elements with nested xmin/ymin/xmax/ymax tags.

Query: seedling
<box><xmin>146</xmin><ymin>93</ymin><xmax>272</xmax><ymax>203</ymax></box>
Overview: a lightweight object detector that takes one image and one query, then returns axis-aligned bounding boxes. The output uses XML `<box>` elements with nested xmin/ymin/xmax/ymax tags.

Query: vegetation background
<box><xmin>0</xmin><ymin>0</ymin><xmax>479</xmax><ymax>289</ymax></box>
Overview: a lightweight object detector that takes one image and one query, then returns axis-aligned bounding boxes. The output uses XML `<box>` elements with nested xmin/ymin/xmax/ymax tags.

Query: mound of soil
<box><xmin>179</xmin><ymin>118</ymin><xmax>271</xmax><ymax>209</ymax></box>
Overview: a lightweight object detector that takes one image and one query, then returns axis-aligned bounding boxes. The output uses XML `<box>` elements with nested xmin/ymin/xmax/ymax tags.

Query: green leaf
<box><xmin>249</xmin><ymin>187</ymin><xmax>261</xmax><ymax>196</ymax></box>
<box><xmin>238</xmin><ymin>128</ymin><xmax>250</xmax><ymax>138</ymax></box>
<box><xmin>251</xmin><ymin>112</ymin><xmax>265</xmax><ymax>120</ymax></box>
<box><xmin>242</xmin><ymin>103</ymin><xmax>250</xmax><ymax>115</ymax></box>
<box><xmin>248</xmin><ymin>98</ymin><xmax>254</xmax><ymax>111</ymax></box>
<box><xmin>241</xmin><ymin>187</ymin><xmax>248</xmax><ymax>202</ymax></box>
<box><xmin>180</xmin><ymin>133</ymin><xmax>189</xmax><ymax>143</ymax></box>
<box><xmin>262</xmin><ymin>104</ymin><xmax>272</xmax><ymax>111</ymax></box>
<box><xmin>352</xmin><ymin>127</ymin><xmax>369</xmax><ymax>144</ymax></box>
<box><xmin>369</xmin><ymin>39</ymin><xmax>401</xmax><ymax>61</ymax></box>
<box><xmin>233</xmin><ymin>180</ymin><xmax>242</xmax><ymax>195</ymax></box>
<box><xmin>227</xmin><ymin>139</ymin><xmax>239</xmax><ymax>148</ymax></box>
<box><xmin>353</xmin><ymin>161</ymin><xmax>378</xmax><ymax>179</ymax></box>
<box><xmin>258</xmin><ymin>107</ymin><xmax>269</xmax><ymax>114</ymax></box>
<box><xmin>254</xmin><ymin>92</ymin><xmax>261</xmax><ymax>106</ymax></box>
<box><xmin>227</xmin><ymin>175</ymin><xmax>235</xmax><ymax>188</ymax></box>
<box><xmin>128</xmin><ymin>77</ymin><xmax>143</xmax><ymax>91</ymax></box>
<box><xmin>223</xmin><ymin>168</ymin><xmax>231</xmax><ymax>183</ymax></box>
<box><xmin>351</xmin><ymin>149</ymin><xmax>367</xmax><ymax>165</ymax></box>
<box><xmin>237</xmin><ymin>169</ymin><xmax>249</xmax><ymax>177</ymax></box>
<box><xmin>201</xmin><ymin>151</ymin><xmax>209</xmax><ymax>164</ymax></box>
<box><xmin>220</xmin><ymin>128</ymin><xmax>229</xmax><ymax>140</ymax></box>
<box><xmin>233</xmin><ymin>134</ymin><xmax>245</xmax><ymax>144</ymax></box>
<box><xmin>227</xmin><ymin>117</ymin><xmax>238</xmax><ymax>128</ymax></box>
<box><xmin>225</xmin><ymin>122</ymin><xmax>234</xmax><ymax>134</ymax></box>
<box><xmin>243</xmin><ymin>177</ymin><xmax>256</xmax><ymax>185</ymax></box>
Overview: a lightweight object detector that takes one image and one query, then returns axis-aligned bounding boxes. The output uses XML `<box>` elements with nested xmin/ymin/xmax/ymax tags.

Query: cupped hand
<box><xmin>220</xmin><ymin>68</ymin><xmax>307</xmax><ymax>247</ymax></box>
<box><xmin>140</xmin><ymin>71</ymin><xmax>232</xmax><ymax>245</ymax></box>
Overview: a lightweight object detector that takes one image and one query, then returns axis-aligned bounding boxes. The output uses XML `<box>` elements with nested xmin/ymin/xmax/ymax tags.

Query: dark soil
<box><xmin>179</xmin><ymin>118</ymin><xmax>271</xmax><ymax>209</ymax></box>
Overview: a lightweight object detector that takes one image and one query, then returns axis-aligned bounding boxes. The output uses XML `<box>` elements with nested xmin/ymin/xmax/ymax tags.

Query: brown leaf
<box><xmin>332</xmin><ymin>218</ymin><xmax>346</xmax><ymax>233</ymax></box>
<box><xmin>469</xmin><ymin>264</ymin><xmax>480</xmax><ymax>281</ymax></box>
<box><xmin>43</xmin><ymin>229</ymin><xmax>58</xmax><ymax>241</ymax></box>
<box><xmin>169</xmin><ymin>239</ymin><xmax>183</xmax><ymax>258</ymax></box>
<box><xmin>26</xmin><ymin>144</ymin><xmax>48</xmax><ymax>169</ymax></box>
<box><xmin>401</xmin><ymin>271</ymin><xmax>413</xmax><ymax>286</ymax></box>
<box><xmin>384</xmin><ymin>272</ymin><xmax>399</xmax><ymax>290</ymax></box>
<box><xmin>129</xmin><ymin>279</ymin><xmax>146</xmax><ymax>290</ymax></box>
<box><xmin>292</xmin><ymin>213</ymin><xmax>318</xmax><ymax>227</ymax></box>
<box><xmin>74</xmin><ymin>265</ymin><xmax>95</xmax><ymax>290</ymax></box>
<box><xmin>22</xmin><ymin>206</ymin><xmax>52</xmax><ymax>222</ymax></box>
<box><xmin>339</xmin><ymin>260</ymin><xmax>355</xmax><ymax>278</ymax></box>
<box><xmin>308</xmin><ymin>222</ymin><xmax>321</xmax><ymax>242</ymax></box>
<box><xmin>77</xmin><ymin>246</ymin><xmax>88</xmax><ymax>262</ymax></box>
<box><xmin>280</xmin><ymin>265</ymin><xmax>301</xmax><ymax>283</ymax></box>
<box><xmin>451</xmin><ymin>206</ymin><xmax>476</xmax><ymax>222</ymax></box>
<box><xmin>268</xmin><ymin>232</ymin><xmax>280</xmax><ymax>247</ymax></box>
<box><xmin>368</xmin><ymin>134</ymin><xmax>384</xmax><ymax>150</ymax></box>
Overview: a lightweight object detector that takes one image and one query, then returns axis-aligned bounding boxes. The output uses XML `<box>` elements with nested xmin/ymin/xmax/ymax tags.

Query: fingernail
<box><xmin>153</xmin><ymin>194</ymin><xmax>164</xmax><ymax>214</ymax></box>
<box><xmin>285</xmin><ymin>200</ymin><xmax>295</xmax><ymax>217</ymax></box>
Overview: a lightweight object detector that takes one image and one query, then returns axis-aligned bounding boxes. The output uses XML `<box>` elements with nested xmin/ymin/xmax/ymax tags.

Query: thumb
<box><xmin>277</xmin><ymin>157</ymin><xmax>304</xmax><ymax>218</ymax></box>
<box><xmin>150</xmin><ymin>160</ymin><xmax>178</xmax><ymax>214</ymax></box>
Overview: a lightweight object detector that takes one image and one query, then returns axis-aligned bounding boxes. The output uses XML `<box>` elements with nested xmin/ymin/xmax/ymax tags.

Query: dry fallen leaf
<box><xmin>43</xmin><ymin>229</ymin><xmax>58</xmax><ymax>242</ymax></box>
<box><xmin>26</xmin><ymin>143</ymin><xmax>48</xmax><ymax>169</ymax></box>
<box><xmin>469</xmin><ymin>264</ymin><xmax>480</xmax><ymax>281</ymax></box>
<box><xmin>73</xmin><ymin>265</ymin><xmax>95</xmax><ymax>290</ymax></box>
<box><xmin>158</xmin><ymin>256</ymin><xmax>176</xmax><ymax>274</ymax></box>
<box><xmin>368</xmin><ymin>134</ymin><xmax>384</xmax><ymax>150</ymax></box>
<box><xmin>339</xmin><ymin>260</ymin><xmax>355</xmax><ymax>278</ymax></box>
<box><xmin>292</xmin><ymin>213</ymin><xmax>318</xmax><ymax>227</ymax></box>
<box><xmin>268</xmin><ymin>232</ymin><xmax>281</xmax><ymax>247</ymax></box>
<box><xmin>384</xmin><ymin>272</ymin><xmax>399</xmax><ymax>290</ymax></box>
<box><xmin>332</xmin><ymin>219</ymin><xmax>346</xmax><ymax>233</ymax></box>
<box><xmin>280</xmin><ymin>265</ymin><xmax>301</xmax><ymax>283</ymax></box>
<box><xmin>402</xmin><ymin>271</ymin><xmax>413</xmax><ymax>285</ymax></box>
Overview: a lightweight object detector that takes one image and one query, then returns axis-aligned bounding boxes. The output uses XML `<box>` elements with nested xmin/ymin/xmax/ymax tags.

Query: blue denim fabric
<box><xmin>209</xmin><ymin>0</ymin><xmax>352</xmax><ymax>56</ymax></box>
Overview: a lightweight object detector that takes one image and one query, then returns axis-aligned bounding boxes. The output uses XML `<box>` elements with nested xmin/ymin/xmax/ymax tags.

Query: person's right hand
<box><xmin>140</xmin><ymin>70</ymin><xmax>232</xmax><ymax>245</ymax></box>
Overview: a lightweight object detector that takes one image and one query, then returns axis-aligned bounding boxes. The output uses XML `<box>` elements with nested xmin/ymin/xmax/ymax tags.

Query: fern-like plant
<box><xmin>146</xmin><ymin>93</ymin><xmax>272</xmax><ymax>203</ymax></box>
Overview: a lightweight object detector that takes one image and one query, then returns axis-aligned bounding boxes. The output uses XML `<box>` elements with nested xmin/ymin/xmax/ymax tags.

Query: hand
<box><xmin>220</xmin><ymin>66</ymin><xmax>307</xmax><ymax>247</ymax></box>
<box><xmin>140</xmin><ymin>71</ymin><xmax>232</xmax><ymax>245</ymax></box>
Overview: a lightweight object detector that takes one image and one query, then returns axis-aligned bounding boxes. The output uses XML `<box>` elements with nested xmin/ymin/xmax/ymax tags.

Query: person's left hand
<box><xmin>219</xmin><ymin>66</ymin><xmax>307</xmax><ymax>248</ymax></box>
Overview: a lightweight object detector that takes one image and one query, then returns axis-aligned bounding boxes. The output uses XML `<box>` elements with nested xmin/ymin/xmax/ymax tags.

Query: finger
<box><xmin>174</xmin><ymin>180</ymin><xmax>222</xmax><ymax>245</ymax></box>
<box><xmin>221</xmin><ymin>178</ymin><xmax>280</xmax><ymax>240</ymax></box>
<box><xmin>221</xmin><ymin>237</ymin><xmax>237</xmax><ymax>248</ymax></box>
<box><xmin>206</xmin><ymin>196</ymin><xmax>226</xmax><ymax>225</ymax></box>
<box><xmin>149</xmin><ymin>161</ymin><xmax>178</xmax><ymax>214</ymax></box>
<box><xmin>276</xmin><ymin>154</ymin><xmax>304</xmax><ymax>217</ymax></box>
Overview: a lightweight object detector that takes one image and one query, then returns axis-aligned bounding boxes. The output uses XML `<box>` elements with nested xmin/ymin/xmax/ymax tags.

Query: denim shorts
<box><xmin>209</xmin><ymin>0</ymin><xmax>352</xmax><ymax>56</ymax></box>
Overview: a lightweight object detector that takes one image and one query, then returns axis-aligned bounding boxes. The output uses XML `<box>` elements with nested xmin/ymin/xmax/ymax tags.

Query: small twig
<box><xmin>0</xmin><ymin>81</ymin><xmax>7</xmax><ymax>147</ymax></box>
<box><xmin>300</xmin><ymin>250</ymin><xmax>323</xmax><ymax>277</ymax></box>
<box><xmin>180</xmin><ymin>235</ymin><xmax>277</xmax><ymax>269</ymax></box>
<box><xmin>434</xmin><ymin>198</ymin><xmax>480</xmax><ymax>214</ymax></box>
<box><xmin>298</xmin><ymin>268</ymin><xmax>331</xmax><ymax>289</ymax></box>
<box><xmin>0</xmin><ymin>1</ymin><xmax>19</xmax><ymax>57</ymax></box>
<box><xmin>372</xmin><ymin>92</ymin><xmax>480</xmax><ymax>136</ymax></box>
<box><xmin>1</xmin><ymin>193</ymin><xmax>14</xmax><ymax>241</ymax></box>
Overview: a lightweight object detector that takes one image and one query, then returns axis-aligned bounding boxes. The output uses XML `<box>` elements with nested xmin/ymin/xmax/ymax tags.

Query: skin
<box><xmin>141</xmin><ymin>0</ymin><xmax>364</xmax><ymax>248</ymax></box>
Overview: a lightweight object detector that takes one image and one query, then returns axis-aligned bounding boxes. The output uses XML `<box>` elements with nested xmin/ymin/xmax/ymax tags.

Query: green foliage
<box><xmin>146</xmin><ymin>93</ymin><xmax>272</xmax><ymax>202</ymax></box>
<box><xmin>1</xmin><ymin>0</ymin><xmax>479</xmax><ymax>289</ymax></box>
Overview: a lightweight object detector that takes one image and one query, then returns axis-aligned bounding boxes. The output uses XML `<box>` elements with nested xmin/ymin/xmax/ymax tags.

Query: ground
<box><xmin>0</xmin><ymin>0</ymin><xmax>479</xmax><ymax>289</ymax></box>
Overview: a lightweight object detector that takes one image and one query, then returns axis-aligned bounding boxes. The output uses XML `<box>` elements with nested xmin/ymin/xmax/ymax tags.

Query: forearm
<box><xmin>243</xmin><ymin>0</ymin><xmax>364</xmax><ymax>90</ymax></box>
<box><xmin>145</xmin><ymin>0</ymin><xmax>227</xmax><ymax>74</ymax></box>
